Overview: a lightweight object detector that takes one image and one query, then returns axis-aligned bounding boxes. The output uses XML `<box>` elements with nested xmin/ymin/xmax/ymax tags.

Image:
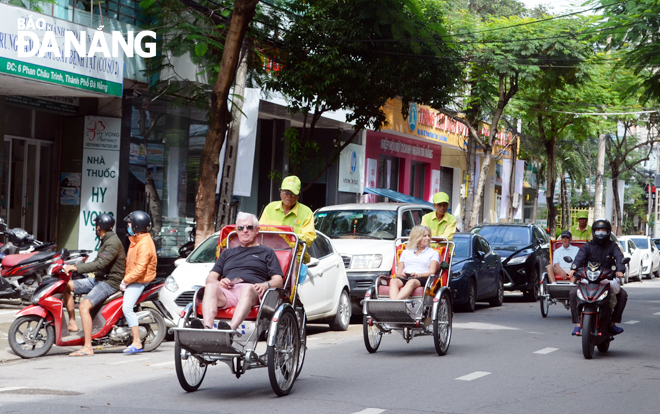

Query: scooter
<box><xmin>0</xmin><ymin>249</ymin><xmax>79</xmax><ymax>302</ymax></box>
<box><xmin>568</xmin><ymin>255</ymin><xmax>630</xmax><ymax>359</ymax></box>
<box><xmin>8</xmin><ymin>250</ymin><xmax>167</xmax><ymax>358</ymax></box>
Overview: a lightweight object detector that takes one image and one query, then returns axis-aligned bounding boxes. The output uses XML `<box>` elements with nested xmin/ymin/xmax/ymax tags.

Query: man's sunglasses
<box><xmin>280</xmin><ymin>189</ymin><xmax>296</xmax><ymax>196</ymax></box>
<box><xmin>237</xmin><ymin>225</ymin><xmax>256</xmax><ymax>232</ymax></box>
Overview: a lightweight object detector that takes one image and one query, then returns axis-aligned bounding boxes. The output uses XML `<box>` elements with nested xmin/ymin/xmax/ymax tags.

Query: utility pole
<box><xmin>216</xmin><ymin>43</ymin><xmax>249</xmax><ymax>229</ymax></box>
<box><xmin>594</xmin><ymin>133</ymin><xmax>606</xmax><ymax>219</ymax></box>
<box><xmin>507</xmin><ymin>135</ymin><xmax>518</xmax><ymax>222</ymax></box>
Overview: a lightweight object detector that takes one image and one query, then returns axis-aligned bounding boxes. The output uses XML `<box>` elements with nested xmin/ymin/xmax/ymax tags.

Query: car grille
<box><xmin>341</xmin><ymin>255</ymin><xmax>351</xmax><ymax>269</ymax></box>
<box><xmin>356</xmin><ymin>281</ymin><xmax>373</xmax><ymax>290</ymax></box>
<box><xmin>174</xmin><ymin>290</ymin><xmax>195</xmax><ymax>307</ymax></box>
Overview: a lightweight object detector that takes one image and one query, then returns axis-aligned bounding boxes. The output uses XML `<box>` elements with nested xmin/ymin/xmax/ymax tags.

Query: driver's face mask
<box><xmin>594</xmin><ymin>230</ymin><xmax>608</xmax><ymax>237</ymax></box>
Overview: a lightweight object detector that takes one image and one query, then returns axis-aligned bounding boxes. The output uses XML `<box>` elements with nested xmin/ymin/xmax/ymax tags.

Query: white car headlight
<box><xmin>164</xmin><ymin>275</ymin><xmax>179</xmax><ymax>292</ymax></box>
<box><xmin>507</xmin><ymin>255</ymin><xmax>529</xmax><ymax>265</ymax></box>
<box><xmin>451</xmin><ymin>270</ymin><xmax>463</xmax><ymax>280</ymax></box>
<box><xmin>643</xmin><ymin>253</ymin><xmax>650</xmax><ymax>261</ymax></box>
<box><xmin>351</xmin><ymin>254</ymin><xmax>383</xmax><ymax>269</ymax></box>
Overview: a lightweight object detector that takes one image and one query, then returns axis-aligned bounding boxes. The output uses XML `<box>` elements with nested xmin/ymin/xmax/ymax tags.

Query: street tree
<box><xmin>438</xmin><ymin>13</ymin><xmax>589</xmax><ymax>230</ymax></box>
<box><xmin>264</xmin><ymin>0</ymin><xmax>462</xmax><ymax>192</ymax></box>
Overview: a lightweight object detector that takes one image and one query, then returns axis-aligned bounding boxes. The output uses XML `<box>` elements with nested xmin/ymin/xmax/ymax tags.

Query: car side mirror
<box><xmin>475</xmin><ymin>251</ymin><xmax>485</xmax><ymax>260</ymax></box>
<box><xmin>621</xmin><ymin>257</ymin><xmax>631</xmax><ymax>265</ymax></box>
<box><xmin>440</xmin><ymin>261</ymin><xmax>450</xmax><ymax>270</ymax></box>
<box><xmin>307</xmin><ymin>258</ymin><xmax>320</xmax><ymax>268</ymax></box>
<box><xmin>563</xmin><ymin>256</ymin><xmax>573</xmax><ymax>263</ymax></box>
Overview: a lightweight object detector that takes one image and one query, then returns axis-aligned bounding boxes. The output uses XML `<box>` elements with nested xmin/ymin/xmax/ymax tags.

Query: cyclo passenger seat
<box><xmin>377</xmin><ymin>243</ymin><xmax>449</xmax><ymax>298</ymax></box>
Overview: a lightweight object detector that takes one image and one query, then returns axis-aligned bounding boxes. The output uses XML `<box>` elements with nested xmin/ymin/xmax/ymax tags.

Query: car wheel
<box><xmin>464</xmin><ymin>279</ymin><xmax>476</xmax><ymax>312</ymax></box>
<box><xmin>488</xmin><ymin>274</ymin><xmax>504</xmax><ymax>307</ymax></box>
<box><xmin>523</xmin><ymin>268</ymin><xmax>540</xmax><ymax>302</ymax></box>
<box><xmin>328</xmin><ymin>290</ymin><xmax>351</xmax><ymax>331</ymax></box>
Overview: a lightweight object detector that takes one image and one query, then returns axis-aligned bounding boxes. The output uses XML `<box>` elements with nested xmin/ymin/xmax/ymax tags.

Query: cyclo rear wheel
<box><xmin>268</xmin><ymin>307</ymin><xmax>300</xmax><ymax>396</ymax></box>
<box><xmin>174</xmin><ymin>342</ymin><xmax>207</xmax><ymax>392</ymax></box>
<box><xmin>433</xmin><ymin>291</ymin><xmax>452</xmax><ymax>356</ymax></box>
<box><xmin>581</xmin><ymin>313</ymin><xmax>596</xmax><ymax>360</ymax></box>
<box><xmin>540</xmin><ymin>282</ymin><xmax>549</xmax><ymax>318</ymax></box>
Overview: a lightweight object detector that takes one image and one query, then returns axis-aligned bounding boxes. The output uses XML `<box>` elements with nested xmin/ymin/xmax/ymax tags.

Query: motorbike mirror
<box><xmin>621</xmin><ymin>257</ymin><xmax>631</xmax><ymax>265</ymax></box>
<box><xmin>61</xmin><ymin>248</ymin><xmax>70</xmax><ymax>260</ymax></box>
<box><xmin>563</xmin><ymin>256</ymin><xmax>573</xmax><ymax>263</ymax></box>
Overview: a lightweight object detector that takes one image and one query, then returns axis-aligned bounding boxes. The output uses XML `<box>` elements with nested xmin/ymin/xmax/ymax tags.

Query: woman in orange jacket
<box><xmin>120</xmin><ymin>210</ymin><xmax>157</xmax><ymax>354</ymax></box>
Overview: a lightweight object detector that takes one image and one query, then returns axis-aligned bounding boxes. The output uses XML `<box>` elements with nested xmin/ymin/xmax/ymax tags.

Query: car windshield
<box><xmin>619</xmin><ymin>241</ymin><xmax>626</xmax><ymax>251</ymax></box>
<box><xmin>314</xmin><ymin>210</ymin><xmax>397</xmax><ymax>239</ymax></box>
<box><xmin>655</xmin><ymin>239</ymin><xmax>660</xmax><ymax>248</ymax></box>
<box><xmin>473</xmin><ymin>226</ymin><xmax>531</xmax><ymax>251</ymax></box>
<box><xmin>452</xmin><ymin>237</ymin><xmax>470</xmax><ymax>259</ymax></box>
<box><xmin>631</xmin><ymin>238</ymin><xmax>649</xmax><ymax>249</ymax></box>
<box><xmin>187</xmin><ymin>234</ymin><xmax>219</xmax><ymax>263</ymax></box>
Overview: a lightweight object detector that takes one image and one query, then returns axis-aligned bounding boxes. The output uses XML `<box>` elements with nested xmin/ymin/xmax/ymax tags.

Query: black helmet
<box><xmin>124</xmin><ymin>211</ymin><xmax>152</xmax><ymax>233</ymax></box>
<box><xmin>591</xmin><ymin>219</ymin><xmax>611</xmax><ymax>245</ymax></box>
<box><xmin>94</xmin><ymin>214</ymin><xmax>115</xmax><ymax>231</ymax></box>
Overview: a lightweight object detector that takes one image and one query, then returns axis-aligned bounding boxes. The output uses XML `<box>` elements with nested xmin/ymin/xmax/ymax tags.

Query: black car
<box><xmin>449</xmin><ymin>233</ymin><xmax>505</xmax><ymax>312</ymax></box>
<box><xmin>471</xmin><ymin>224</ymin><xmax>550</xmax><ymax>302</ymax></box>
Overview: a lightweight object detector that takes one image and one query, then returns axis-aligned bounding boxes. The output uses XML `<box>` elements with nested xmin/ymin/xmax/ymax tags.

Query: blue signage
<box><xmin>408</xmin><ymin>103</ymin><xmax>417</xmax><ymax>132</ymax></box>
<box><xmin>350</xmin><ymin>151</ymin><xmax>357</xmax><ymax>173</ymax></box>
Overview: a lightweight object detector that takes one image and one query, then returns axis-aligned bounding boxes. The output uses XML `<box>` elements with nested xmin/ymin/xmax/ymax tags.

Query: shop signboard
<box><xmin>0</xmin><ymin>3</ymin><xmax>125</xmax><ymax>97</ymax></box>
<box><xmin>364</xmin><ymin>158</ymin><xmax>378</xmax><ymax>202</ymax></box>
<box><xmin>78</xmin><ymin>116</ymin><xmax>120</xmax><ymax>252</ymax></box>
<box><xmin>338</xmin><ymin>143</ymin><xmax>364</xmax><ymax>193</ymax></box>
<box><xmin>431</xmin><ymin>169</ymin><xmax>441</xmax><ymax>201</ymax></box>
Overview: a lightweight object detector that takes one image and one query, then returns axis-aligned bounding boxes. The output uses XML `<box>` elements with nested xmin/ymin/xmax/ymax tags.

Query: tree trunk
<box><xmin>560</xmin><ymin>172</ymin><xmax>568</xmax><ymax>230</ymax></box>
<box><xmin>545</xmin><ymin>136</ymin><xmax>558</xmax><ymax>237</ymax></box>
<box><xmin>468</xmin><ymin>150</ymin><xmax>493</xmax><ymax>229</ymax></box>
<box><xmin>594</xmin><ymin>133</ymin><xmax>606</xmax><ymax>218</ymax></box>
<box><xmin>507</xmin><ymin>138</ymin><xmax>518</xmax><ymax>222</ymax></box>
<box><xmin>532</xmin><ymin>163</ymin><xmax>540</xmax><ymax>222</ymax></box>
<box><xmin>194</xmin><ymin>0</ymin><xmax>259</xmax><ymax>247</ymax></box>
<box><xmin>216</xmin><ymin>43</ymin><xmax>249</xmax><ymax>229</ymax></box>
<box><xmin>145</xmin><ymin>171</ymin><xmax>162</xmax><ymax>235</ymax></box>
<box><xmin>612</xmin><ymin>172</ymin><xmax>622</xmax><ymax>236</ymax></box>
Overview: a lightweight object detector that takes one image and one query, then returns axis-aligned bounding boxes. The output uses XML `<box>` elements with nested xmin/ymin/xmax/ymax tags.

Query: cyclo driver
<box><xmin>567</xmin><ymin>219</ymin><xmax>627</xmax><ymax>336</ymax></box>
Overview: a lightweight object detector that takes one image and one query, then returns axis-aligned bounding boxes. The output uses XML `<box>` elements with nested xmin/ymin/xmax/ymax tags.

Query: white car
<box><xmin>158</xmin><ymin>230</ymin><xmax>352</xmax><ymax>331</ymax></box>
<box><xmin>627</xmin><ymin>236</ymin><xmax>660</xmax><ymax>279</ymax></box>
<box><xmin>617</xmin><ymin>236</ymin><xmax>644</xmax><ymax>282</ymax></box>
<box><xmin>314</xmin><ymin>203</ymin><xmax>434</xmax><ymax>313</ymax></box>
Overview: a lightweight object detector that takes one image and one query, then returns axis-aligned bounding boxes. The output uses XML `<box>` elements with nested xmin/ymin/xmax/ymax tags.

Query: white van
<box><xmin>314</xmin><ymin>203</ymin><xmax>434</xmax><ymax>312</ymax></box>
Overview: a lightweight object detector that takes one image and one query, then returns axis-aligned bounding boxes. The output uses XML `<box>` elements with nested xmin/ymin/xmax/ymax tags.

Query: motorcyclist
<box><xmin>567</xmin><ymin>219</ymin><xmax>627</xmax><ymax>336</ymax></box>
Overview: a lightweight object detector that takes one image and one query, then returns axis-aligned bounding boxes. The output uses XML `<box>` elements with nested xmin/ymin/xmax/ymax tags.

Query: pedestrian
<box><xmin>120</xmin><ymin>210</ymin><xmax>157</xmax><ymax>354</ymax></box>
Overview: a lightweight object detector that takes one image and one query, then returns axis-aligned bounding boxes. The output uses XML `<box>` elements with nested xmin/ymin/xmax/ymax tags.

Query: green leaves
<box><xmin>194</xmin><ymin>42</ymin><xmax>208</xmax><ymax>57</ymax></box>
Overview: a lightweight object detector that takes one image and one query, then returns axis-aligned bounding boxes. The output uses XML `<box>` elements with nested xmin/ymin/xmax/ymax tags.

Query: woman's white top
<box><xmin>400</xmin><ymin>246</ymin><xmax>440</xmax><ymax>275</ymax></box>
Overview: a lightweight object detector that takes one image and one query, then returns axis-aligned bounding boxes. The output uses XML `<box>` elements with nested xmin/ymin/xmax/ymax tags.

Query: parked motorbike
<box><xmin>8</xmin><ymin>250</ymin><xmax>167</xmax><ymax>358</ymax></box>
<box><xmin>0</xmin><ymin>219</ymin><xmax>56</xmax><ymax>257</ymax></box>
<box><xmin>567</xmin><ymin>255</ymin><xmax>630</xmax><ymax>359</ymax></box>
<box><xmin>0</xmin><ymin>248</ymin><xmax>83</xmax><ymax>303</ymax></box>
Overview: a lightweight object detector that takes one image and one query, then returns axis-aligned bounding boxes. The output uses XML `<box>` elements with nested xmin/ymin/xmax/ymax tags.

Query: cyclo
<box><xmin>172</xmin><ymin>225</ymin><xmax>306</xmax><ymax>396</ymax></box>
<box><xmin>362</xmin><ymin>237</ymin><xmax>453</xmax><ymax>355</ymax></box>
<box><xmin>539</xmin><ymin>239</ymin><xmax>587</xmax><ymax>317</ymax></box>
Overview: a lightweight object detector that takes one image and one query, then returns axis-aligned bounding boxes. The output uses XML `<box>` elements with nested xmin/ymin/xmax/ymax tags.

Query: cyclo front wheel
<box><xmin>267</xmin><ymin>307</ymin><xmax>300</xmax><ymax>396</ymax></box>
<box><xmin>433</xmin><ymin>291</ymin><xmax>452</xmax><ymax>356</ymax></box>
<box><xmin>174</xmin><ymin>342</ymin><xmax>207</xmax><ymax>392</ymax></box>
<box><xmin>363</xmin><ymin>315</ymin><xmax>382</xmax><ymax>353</ymax></box>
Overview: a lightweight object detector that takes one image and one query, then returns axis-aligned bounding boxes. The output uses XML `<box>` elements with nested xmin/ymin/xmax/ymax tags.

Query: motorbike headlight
<box><xmin>164</xmin><ymin>276</ymin><xmax>179</xmax><ymax>293</ymax></box>
<box><xmin>31</xmin><ymin>288</ymin><xmax>49</xmax><ymax>305</ymax></box>
<box><xmin>596</xmin><ymin>290</ymin><xmax>609</xmax><ymax>302</ymax></box>
<box><xmin>507</xmin><ymin>255</ymin><xmax>529</xmax><ymax>265</ymax></box>
<box><xmin>351</xmin><ymin>254</ymin><xmax>383</xmax><ymax>269</ymax></box>
<box><xmin>577</xmin><ymin>289</ymin><xmax>585</xmax><ymax>301</ymax></box>
<box><xmin>586</xmin><ymin>270</ymin><xmax>600</xmax><ymax>282</ymax></box>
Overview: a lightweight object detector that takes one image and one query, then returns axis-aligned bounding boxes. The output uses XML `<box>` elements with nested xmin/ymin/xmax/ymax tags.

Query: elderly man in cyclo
<box><xmin>570</xmin><ymin>211</ymin><xmax>592</xmax><ymax>241</ymax></box>
<box><xmin>260</xmin><ymin>175</ymin><xmax>316</xmax><ymax>263</ymax></box>
<box><xmin>198</xmin><ymin>213</ymin><xmax>284</xmax><ymax>333</ymax></box>
<box><xmin>422</xmin><ymin>191</ymin><xmax>457</xmax><ymax>242</ymax></box>
<box><xmin>546</xmin><ymin>230</ymin><xmax>580</xmax><ymax>284</ymax></box>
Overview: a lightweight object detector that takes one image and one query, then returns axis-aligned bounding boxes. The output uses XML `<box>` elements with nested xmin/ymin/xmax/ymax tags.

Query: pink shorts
<box><xmin>215</xmin><ymin>283</ymin><xmax>262</xmax><ymax>309</ymax></box>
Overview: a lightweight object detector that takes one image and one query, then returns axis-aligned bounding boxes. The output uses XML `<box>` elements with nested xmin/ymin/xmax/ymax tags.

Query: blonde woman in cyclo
<box><xmin>389</xmin><ymin>225</ymin><xmax>440</xmax><ymax>300</ymax></box>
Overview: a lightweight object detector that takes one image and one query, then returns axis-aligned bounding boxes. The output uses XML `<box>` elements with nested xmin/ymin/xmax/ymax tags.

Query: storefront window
<box><xmin>127</xmin><ymin>96</ymin><xmax>207</xmax><ymax>258</ymax></box>
<box><xmin>410</xmin><ymin>161</ymin><xmax>426</xmax><ymax>199</ymax></box>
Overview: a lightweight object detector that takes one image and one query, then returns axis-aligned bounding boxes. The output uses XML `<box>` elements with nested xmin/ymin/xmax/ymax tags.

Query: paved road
<box><xmin>1</xmin><ymin>278</ymin><xmax>660</xmax><ymax>414</ymax></box>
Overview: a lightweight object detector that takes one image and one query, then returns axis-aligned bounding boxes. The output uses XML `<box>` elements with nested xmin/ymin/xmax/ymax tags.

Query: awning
<box><xmin>363</xmin><ymin>188</ymin><xmax>433</xmax><ymax>206</ymax></box>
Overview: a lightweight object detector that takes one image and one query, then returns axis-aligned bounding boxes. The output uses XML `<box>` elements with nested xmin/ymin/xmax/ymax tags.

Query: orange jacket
<box><xmin>124</xmin><ymin>233</ymin><xmax>157</xmax><ymax>284</ymax></box>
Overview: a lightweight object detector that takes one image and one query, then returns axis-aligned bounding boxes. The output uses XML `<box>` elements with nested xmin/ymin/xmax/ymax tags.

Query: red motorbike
<box><xmin>8</xmin><ymin>250</ymin><xmax>167</xmax><ymax>358</ymax></box>
<box><xmin>0</xmin><ymin>249</ymin><xmax>66</xmax><ymax>302</ymax></box>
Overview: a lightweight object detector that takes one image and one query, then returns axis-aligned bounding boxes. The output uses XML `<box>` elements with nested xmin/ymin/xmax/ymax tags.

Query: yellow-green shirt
<box><xmin>570</xmin><ymin>224</ymin><xmax>592</xmax><ymax>241</ymax></box>
<box><xmin>421</xmin><ymin>211</ymin><xmax>457</xmax><ymax>241</ymax></box>
<box><xmin>260</xmin><ymin>201</ymin><xmax>317</xmax><ymax>247</ymax></box>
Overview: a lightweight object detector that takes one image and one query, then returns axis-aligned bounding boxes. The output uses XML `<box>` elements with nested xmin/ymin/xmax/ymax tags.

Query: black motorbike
<box><xmin>567</xmin><ymin>256</ymin><xmax>630</xmax><ymax>359</ymax></box>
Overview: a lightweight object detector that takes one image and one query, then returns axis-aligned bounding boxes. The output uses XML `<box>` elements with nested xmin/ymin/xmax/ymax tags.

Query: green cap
<box><xmin>433</xmin><ymin>192</ymin><xmax>450</xmax><ymax>204</ymax></box>
<box><xmin>281</xmin><ymin>175</ymin><xmax>301</xmax><ymax>195</ymax></box>
<box><xmin>577</xmin><ymin>211</ymin><xmax>588</xmax><ymax>219</ymax></box>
